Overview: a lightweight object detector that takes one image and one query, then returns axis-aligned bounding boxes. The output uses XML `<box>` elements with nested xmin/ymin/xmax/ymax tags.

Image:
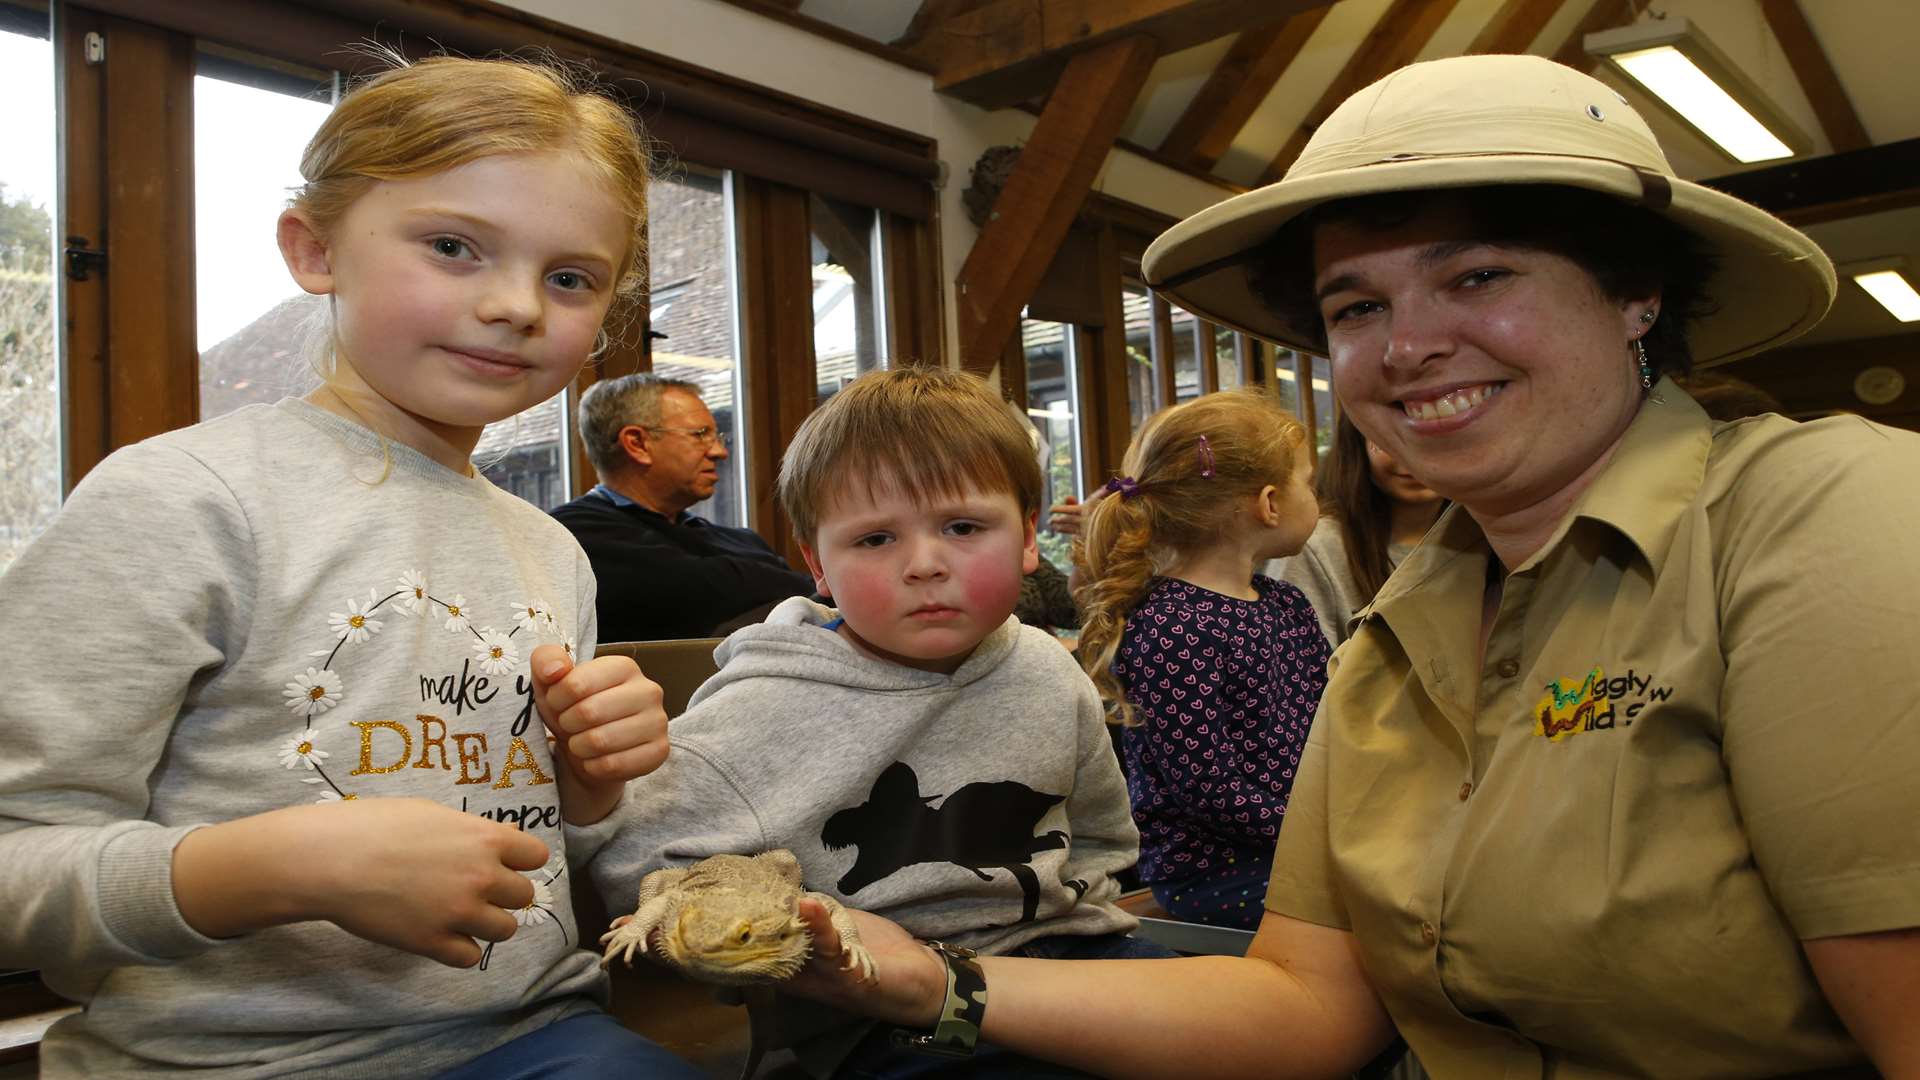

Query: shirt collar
<box><xmin>591</xmin><ymin>483</ymin><xmax>707</xmax><ymax>526</ymax></box>
<box><xmin>590</xmin><ymin>482</ymin><xmax>639</xmax><ymax>509</ymax></box>
<box><xmin>1365</xmin><ymin>377</ymin><xmax>1711</xmax><ymax>621</ymax></box>
<box><xmin>1552</xmin><ymin>377</ymin><xmax>1712</xmax><ymax>578</ymax></box>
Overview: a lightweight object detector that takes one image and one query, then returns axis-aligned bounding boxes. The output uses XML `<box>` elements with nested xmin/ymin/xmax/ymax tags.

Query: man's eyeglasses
<box><xmin>646</xmin><ymin>425</ymin><xmax>731</xmax><ymax>449</ymax></box>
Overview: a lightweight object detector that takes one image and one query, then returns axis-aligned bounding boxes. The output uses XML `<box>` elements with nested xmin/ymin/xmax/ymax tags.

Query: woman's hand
<box><xmin>786</xmin><ymin>897</ymin><xmax>948</xmax><ymax>1028</ymax></box>
<box><xmin>531</xmin><ymin>645</ymin><xmax>670</xmax><ymax>825</ymax></box>
<box><xmin>173</xmin><ymin>798</ymin><xmax>551</xmax><ymax>968</ymax></box>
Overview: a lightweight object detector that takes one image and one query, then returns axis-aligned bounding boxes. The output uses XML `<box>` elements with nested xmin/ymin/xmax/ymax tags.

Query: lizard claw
<box><xmin>839</xmin><ymin>942</ymin><xmax>878</xmax><ymax>983</ymax></box>
<box><xmin>598</xmin><ymin>924</ymin><xmax>649</xmax><ymax>969</ymax></box>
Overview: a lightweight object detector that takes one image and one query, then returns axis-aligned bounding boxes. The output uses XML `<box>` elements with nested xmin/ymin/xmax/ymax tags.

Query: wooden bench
<box><xmin>595</xmin><ymin>638</ymin><xmax>725</xmax><ymax>718</ymax></box>
<box><xmin>0</xmin><ymin>970</ymin><xmax>72</xmax><ymax>1072</ymax></box>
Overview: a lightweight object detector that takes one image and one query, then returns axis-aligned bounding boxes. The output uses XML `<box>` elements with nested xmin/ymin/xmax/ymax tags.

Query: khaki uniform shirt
<box><xmin>1269</xmin><ymin>383</ymin><xmax>1920</xmax><ymax>1077</ymax></box>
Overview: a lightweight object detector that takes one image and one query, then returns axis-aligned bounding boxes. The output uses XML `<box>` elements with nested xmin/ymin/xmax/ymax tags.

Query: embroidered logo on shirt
<box><xmin>1534</xmin><ymin>667</ymin><xmax>1603</xmax><ymax>741</ymax></box>
<box><xmin>1534</xmin><ymin>666</ymin><xmax>1676</xmax><ymax>740</ymax></box>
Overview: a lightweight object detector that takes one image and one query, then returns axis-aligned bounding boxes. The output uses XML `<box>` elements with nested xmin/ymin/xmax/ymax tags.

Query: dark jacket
<box><xmin>551</xmin><ymin>490</ymin><xmax>813</xmax><ymax>643</ymax></box>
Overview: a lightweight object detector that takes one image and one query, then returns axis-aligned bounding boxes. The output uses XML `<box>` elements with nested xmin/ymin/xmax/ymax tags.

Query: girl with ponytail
<box><xmin>1072</xmin><ymin>387</ymin><xmax>1329</xmax><ymax>929</ymax></box>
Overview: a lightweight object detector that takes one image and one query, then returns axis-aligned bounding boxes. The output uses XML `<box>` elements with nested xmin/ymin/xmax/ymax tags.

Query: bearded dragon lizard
<box><xmin>600</xmin><ymin>849</ymin><xmax>877</xmax><ymax>985</ymax></box>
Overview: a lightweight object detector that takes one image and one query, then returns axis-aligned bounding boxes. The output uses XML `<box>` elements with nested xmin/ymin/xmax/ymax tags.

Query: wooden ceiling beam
<box><xmin>1258</xmin><ymin>0</ymin><xmax>1464</xmax><ymax>186</ymax></box>
<box><xmin>1466</xmin><ymin>0</ymin><xmax>1565</xmax><ymax>55</ymax></box>
<box><xmin>954</xmin><ymin>35</ymin><xmax>1158</xmax><ymax>377</ymax></box>
<box><xmin>1157</xmin><ymin>8</ymin><xmax>1332</xmax><ymax>170</ymax></box>
<box><xmin>1703</xmin><ymin>136</ymin><xmax>1920</xmax><ymax>226</ymax></box>
<box><xmin>894</xmin><ymin>0</ymin><xmax>999</xmax><ymax>47</ymax></box>
<box><xmin>704</xmin><ymin>0</ymin><xmax>937</xmax><ymax>70</ymax></box>
<box><xmin>1548</xmin><ymin>0</ymin><xmax>1632</xmax><ymax>71</ymax></box>
<box><xmin>1758</xmin><ymin>0</ymin><xmax>1870</xmax><ymax>153</ymax></box>
<box><xmin>900</xmin><ymin>0</ymin><xmax>1332</xmax><ymax>109</ymax></box>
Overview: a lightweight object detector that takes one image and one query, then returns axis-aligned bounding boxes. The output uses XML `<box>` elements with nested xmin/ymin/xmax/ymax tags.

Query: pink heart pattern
<box><xmin>1113</xmin><ymin>575</ymin><xmax>1330</xmax><ymax>883</ymax></box>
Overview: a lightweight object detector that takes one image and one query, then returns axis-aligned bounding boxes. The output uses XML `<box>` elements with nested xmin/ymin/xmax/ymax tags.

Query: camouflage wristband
<box><xmin>889</xmin><ymin>939</ymin><xmax>985</xmax><ymax>1058</ymax></box>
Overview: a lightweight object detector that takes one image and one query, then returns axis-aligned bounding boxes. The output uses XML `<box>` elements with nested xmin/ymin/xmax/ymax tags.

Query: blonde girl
<box><xmin>0</xmin><ymin>57</ymin><xmax>703</xmax><ymax>1079</ymax></box>
<box><xmin>1073</xmin><ymin>387</ymin><xmax>1326</xmax><ymax>930</ymax></box>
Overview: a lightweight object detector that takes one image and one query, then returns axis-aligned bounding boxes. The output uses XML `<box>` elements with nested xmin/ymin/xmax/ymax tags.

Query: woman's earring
<box><xmin>1633</xmin><ymin>336</ymin><xmax>1653</xmax><ymax>390</ymax></box>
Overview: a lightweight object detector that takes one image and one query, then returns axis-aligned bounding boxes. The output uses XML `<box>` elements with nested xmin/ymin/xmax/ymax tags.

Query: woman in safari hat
<box><xmin>777</xmin><ymin>54</ymin><xmax>1920</xmax><ymax>1077</ymax></box>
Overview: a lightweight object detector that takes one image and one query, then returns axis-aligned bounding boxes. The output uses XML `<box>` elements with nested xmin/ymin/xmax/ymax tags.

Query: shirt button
<box><xmin>1496</xmin><ymin>658</ymin><xmax>1520</xmax><ymax>678</ymax></box>
<box><xmin>1458</xmin><ymin>781</ymin><xmax>1473</xmax><ymax>801</ymax></box>
<box><xmin>1420</xmin><ymin>921</ymin><xmax>1438</xmax><ymax>946</ymax></box>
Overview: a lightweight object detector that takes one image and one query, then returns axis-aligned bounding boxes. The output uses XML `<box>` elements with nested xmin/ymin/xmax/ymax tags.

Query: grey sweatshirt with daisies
<box><xmin>0</xmin><ymin>400</ymin><xmax>629</xmax><ymax>1078</ymax></box>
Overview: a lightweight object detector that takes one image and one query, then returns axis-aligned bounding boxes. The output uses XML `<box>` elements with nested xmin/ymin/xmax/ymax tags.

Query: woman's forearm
<box><xmin>973</xmin><ymin>942</ymin><xmax>1391</xmax><ymax>1079</ymax></box>
<box><xmin>792</xmin><ymin>903</ymin><xmax>1395</xmax><ymax>1076</ymax></box>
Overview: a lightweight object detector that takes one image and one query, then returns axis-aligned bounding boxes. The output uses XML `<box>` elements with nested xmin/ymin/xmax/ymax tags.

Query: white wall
<box><xmin>498</xmin><ymin>0</ymin><xmax>1233</xmax><ymax>366</ymax></box>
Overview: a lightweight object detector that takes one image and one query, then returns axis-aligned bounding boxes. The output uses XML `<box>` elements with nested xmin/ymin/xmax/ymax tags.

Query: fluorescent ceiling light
<box><xmin>1847</xmin><ymin>260</ymin><xmax>1920</xmax><ymax>323</ymax></box>
<box><xmin>1611</xmin><ymin>48</ymin><xmax>1791</xmax><ymax>162</ymax></box>
<box><xmin>1587</xmin><ymin>18</ymin><xmax>1808</xmax><ymax>164</ymax></box>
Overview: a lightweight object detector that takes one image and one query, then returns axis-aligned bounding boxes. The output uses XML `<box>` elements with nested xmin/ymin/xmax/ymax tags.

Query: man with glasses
<box><xmin>554</xmin><ymin>373</ymin><xmax>813</xmax><ymax>643</ymax></box>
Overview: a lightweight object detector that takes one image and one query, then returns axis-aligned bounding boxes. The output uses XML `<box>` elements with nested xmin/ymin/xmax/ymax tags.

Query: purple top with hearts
<box><xmin>1115</xmin><ymin>574</ymin><xmax>1330</xmax><ymax>883</ymax></box>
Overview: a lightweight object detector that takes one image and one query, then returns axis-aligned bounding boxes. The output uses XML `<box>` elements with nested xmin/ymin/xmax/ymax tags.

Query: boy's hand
<box><xmin>174</xmin><ymin>798</ymin><xmax>551</xmax><ymax>969</ymax></box>
<box><xmin>530</xmin><ymin>644</ymin><xmax>669</xmax><ymax>825</ymax></box>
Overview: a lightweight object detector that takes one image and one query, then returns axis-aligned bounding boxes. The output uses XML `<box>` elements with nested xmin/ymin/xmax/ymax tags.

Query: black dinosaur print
<box><xmin>821</xmin><ymin>761</ymin><xmax>1070</xmax><ymax>923</ymax></box>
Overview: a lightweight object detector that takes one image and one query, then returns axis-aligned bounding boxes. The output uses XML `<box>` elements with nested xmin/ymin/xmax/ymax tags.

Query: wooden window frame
<box><xmin>58</xmin><ymin>5</ymin><xmax>199</xmax><ymax>487</ymax></box>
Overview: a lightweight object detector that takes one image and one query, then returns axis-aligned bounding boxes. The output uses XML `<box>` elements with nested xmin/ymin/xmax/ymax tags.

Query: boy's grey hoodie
<box><xmin>595</xmin><ymin>596</ymin><xmax>1140</xmax><ymax>954</ymax></box>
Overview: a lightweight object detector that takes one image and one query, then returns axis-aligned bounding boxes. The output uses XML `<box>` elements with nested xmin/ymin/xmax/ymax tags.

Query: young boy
<box><xmin>595</xmin><ymin>367</ymin><xmax>1158</xmax><ymax>1075</ymax></box>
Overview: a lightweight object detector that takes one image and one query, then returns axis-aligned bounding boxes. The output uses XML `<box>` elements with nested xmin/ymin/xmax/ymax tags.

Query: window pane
<box><xmin>1021</xmin><ymin>316</ymin><xmax>1079</xmax><ymax>572</ymax></box>
<box><xmin>1120</xmin><ymin>286</ymin><xmax>1155</xmax><ymax>434</ymax></box>
<box><xmin>1170</xmin><ymin>306</ymin><xmax>1199</xmax><ymax>403</ymax></box>
<box><xmin>1312</xmin><ymin>354</ymin><xmax>1335</xmax><ymax>460</ymax></box>
<box><xmin>1270</xmin><ymin>348</ymin><xmax>1303</xmax><ymax>417</ymax></box>
<box><xmin>810</xmin><ymin>194</ymin><xmax>883</xmax><ymax>406</ymax></box>
<box><xmin>474</xmin><ymin>393</ymin><xmax>569</xmax><ymax>509</ymax></box>
<box><xmin>650</xmin><ymin>169</ymin><xmax>742</xmax><ymax>527</ymax></box>
<box><xmin>0</xmin><ymin>11</ymin><xmax>57</xmax><ymax>574</ymax></box>
<box><xmin>194</xmin><ymin>62</ymin><xmax>334</xmax><ymax>420</ymax></box>
<box><xmin>1215</xmin><ymin>325</ymin><xmax>1242</xmax><ymax>389</ymax></box>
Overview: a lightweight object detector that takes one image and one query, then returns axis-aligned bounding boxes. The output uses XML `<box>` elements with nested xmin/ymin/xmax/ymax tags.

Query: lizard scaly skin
<box><xmin>600</xmin><ymin>850</ymin><xmax>876</xmax><ymax>986</ymax></box>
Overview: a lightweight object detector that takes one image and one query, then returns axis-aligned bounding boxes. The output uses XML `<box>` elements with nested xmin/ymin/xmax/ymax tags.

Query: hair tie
<box><xmin>1196</xmin><ymin>435</ymin><xmax>1215</xmax><ymax>478</ymax></box>
<box><xmin>1104</xmin><ymin>476</ymin><xmax>1142</xmax><ymax>499</ymax></box>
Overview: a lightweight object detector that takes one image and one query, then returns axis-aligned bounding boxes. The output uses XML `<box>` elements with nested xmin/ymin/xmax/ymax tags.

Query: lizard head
<box><xmin>657</xmin><ymin>889</ymin><xmax>812</xmax><ymax>985</ymax></box>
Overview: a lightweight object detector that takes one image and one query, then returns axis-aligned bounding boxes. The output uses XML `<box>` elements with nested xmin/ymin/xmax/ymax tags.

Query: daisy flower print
<box><xmin>397</xmin><ymin>570</ymin><xmax>430</xmax><ymax>616</ymax></box>
<box><xmin>512</xmin><ymin>877</ymin><xmax>556</xmax><ymax>926</ymax></box>
<box><xmin>328</xmin><ymin>590</ymin><xmax>385</xmax><ymax>645</ymax></box>
<box><xmin>442</xmin><ymin>594</ymin><xmax>472</xmax><ymax>633</ymax></box>
<box><xmin>473</xmin><ymin>629</ymin><xmax>520</xmax><ymax>676</ymax></box>
<box><xmin>283</xmin><ymin>667</ymin><xmax>343</xmax><ymax>716</ymax></box>
<box><xmin>278</xmin><ymin>729</ymin><xmax>330</xmax><ymax>770</ymax></box>
<box><xmin>511</xmin><ymin>600</ymin><xmax>548</xmax><ymax>634</ymax></box>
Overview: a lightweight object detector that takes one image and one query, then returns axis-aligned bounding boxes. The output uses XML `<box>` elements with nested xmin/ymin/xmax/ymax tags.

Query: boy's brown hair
<box><xmin>777</xmin><ymin>367</ymin><xmax>1042</xmax><ymax>544</ymax></box>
